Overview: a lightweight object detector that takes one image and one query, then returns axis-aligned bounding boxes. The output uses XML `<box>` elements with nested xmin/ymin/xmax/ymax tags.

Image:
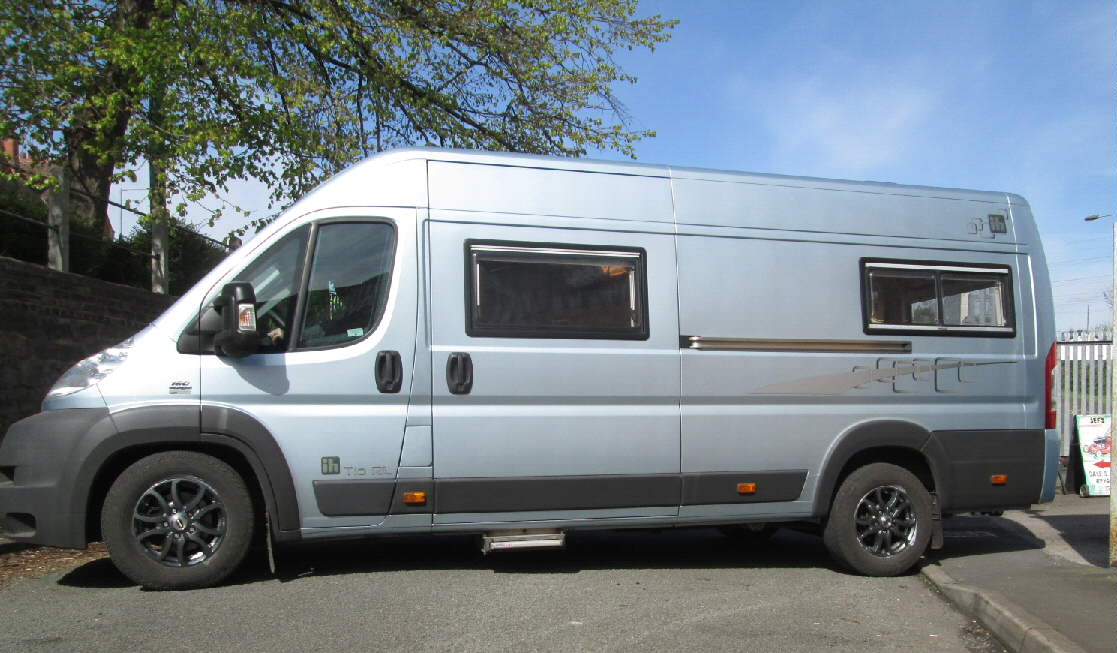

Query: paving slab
<box><xmin>925</xmin><ymin>494</ymin><xmax>1116</xmax><ymax>653</ymax></box>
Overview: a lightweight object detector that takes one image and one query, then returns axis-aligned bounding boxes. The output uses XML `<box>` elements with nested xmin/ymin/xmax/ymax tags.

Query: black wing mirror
<box><xmin>213</xmin><ymin>282</ymin><xmax>259</xmax><ymax>358</ymax></box>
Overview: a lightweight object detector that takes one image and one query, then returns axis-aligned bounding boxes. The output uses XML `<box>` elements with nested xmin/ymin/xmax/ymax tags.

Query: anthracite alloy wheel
<box><xmin>132</xmin><ymin>475</ymin><xmax>227</xmax><ymax>567</ymax></box>
<box><xmin>823</xmin><ymin>462</ymin><xmax>932</xmax><ymax>576</ymax></box>
<box><xmin>102</xmin><ymin>451</ymin><xmax>254</xmax><ymax>590</ymax></box>
<box><xmin>852</xmin><ymin>485</ymin><xmax>918</xmax><ymax>558</ymax></box>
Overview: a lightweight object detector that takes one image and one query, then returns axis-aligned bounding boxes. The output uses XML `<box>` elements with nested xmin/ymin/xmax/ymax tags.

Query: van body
<box><xmin>0</xmin><ymin>148</ymin><xmax>1058</xmax><ymax>587</ymax></box>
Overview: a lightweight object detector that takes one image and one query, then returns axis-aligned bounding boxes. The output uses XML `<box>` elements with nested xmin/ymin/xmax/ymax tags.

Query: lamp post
<box><xmin>1083</xmin><ymin>213</ymin><xmax>1117</xmax><ymax>567</ymax></box>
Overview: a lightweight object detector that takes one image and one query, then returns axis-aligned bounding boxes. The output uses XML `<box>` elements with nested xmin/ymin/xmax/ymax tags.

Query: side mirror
<box><xmin>213</xmin><ymin>282</ymin><xmax>259</xmax><ymax>358</ymax></box>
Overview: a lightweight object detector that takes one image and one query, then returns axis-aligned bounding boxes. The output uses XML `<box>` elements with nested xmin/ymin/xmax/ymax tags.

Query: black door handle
<box><xmin>446</xmin><ymin>352</ymin><xmax>473</xmax><ymax>395</ymax></box>
<box><xmin>375</xmin><ymin>350</ymin><xmax>402</xmax><ymax>393</ymax></box>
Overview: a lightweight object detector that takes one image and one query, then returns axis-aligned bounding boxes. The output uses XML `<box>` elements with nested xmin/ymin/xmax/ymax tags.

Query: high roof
<box><xmin>368</xmin><ymin>146</ymin><xmax>1018</xmax><ymax>205</ymax></box>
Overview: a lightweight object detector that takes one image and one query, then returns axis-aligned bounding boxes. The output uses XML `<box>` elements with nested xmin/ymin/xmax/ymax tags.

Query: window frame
<box><xmin>464</xmin><ymin>239</ymin><xmax>650</xmax><ymax>341</ymax></box>
<box><xmin>859</xmin><ymin>258</ymin><xmax>1016</xmax><ymax>338</ymax></box>
<box><xmin>288</xmin><ymin>218</ymin><xmax>398</xmax><ymax>352</ymax></box>
<box><xmin>180</xmin><ymin>217</ymin><xmax>397</xmax><ymax>355</ymax></box>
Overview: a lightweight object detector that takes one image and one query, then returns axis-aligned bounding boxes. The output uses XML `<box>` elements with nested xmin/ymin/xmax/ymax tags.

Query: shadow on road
<box><xmin>56</xmin><ymin>558</ymin><xmax>135</xmax><ymax>589</ymax></box>
<box><xmin>55</xmin><ymin>515</ymin><xmax>1056</xmax><ymax>590</ymax></box>
<box><xmin>1025</xmin><ymin>512</ymin><xmax>1110</xmax><ymax>567</ymax></box>
<box><xmin>924</xmin><ymin>513</ymin><xmax>1046</xmax><ymax>565</ymax></box>
<box><xmin>0</xmin><ymin>542</ymin><xmax>36</xmax><ymax>557</ymax></box>
<box><xmin>57</xmin><ymin>527</ymin><xmax>844</xmax><ymax>589</ymax></box>
<box><xmin>265</xmin><ymin>527</ymin><xmax>845</xmax><ymax>583</ymax></box>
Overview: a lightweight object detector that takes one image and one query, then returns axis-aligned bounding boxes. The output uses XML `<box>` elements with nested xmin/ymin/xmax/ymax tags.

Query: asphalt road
<box><xmin>0</xmin><ymin>526</ymin><xmax>1003</xmax><ymax>652</ymax></box>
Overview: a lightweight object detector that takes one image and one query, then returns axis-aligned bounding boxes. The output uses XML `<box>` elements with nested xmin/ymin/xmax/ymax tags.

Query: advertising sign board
<box><xmin>1074</xmin><ymin>414</ymin><xmax>1112</xmax><ymax>497</ymax></box>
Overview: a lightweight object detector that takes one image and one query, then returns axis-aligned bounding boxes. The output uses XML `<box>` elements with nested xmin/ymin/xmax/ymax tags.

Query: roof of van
<box><xmin>371</xmin><ymin>147</ymin><xmax>1023</xmax><ymax>205</ymax></box>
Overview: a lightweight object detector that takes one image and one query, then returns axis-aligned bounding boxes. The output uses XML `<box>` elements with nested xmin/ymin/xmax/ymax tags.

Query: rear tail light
<box><xmin>1044</xmin><ymin>342</ymin><xmax>1057</xmax><ymax>429</ymax></box>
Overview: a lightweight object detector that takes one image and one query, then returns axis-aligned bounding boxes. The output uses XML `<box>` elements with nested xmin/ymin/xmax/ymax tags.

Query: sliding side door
<box><xmin>428</xmin><ymin>221</ymin><xmax>681</xmax><ymax>524</ymax></box>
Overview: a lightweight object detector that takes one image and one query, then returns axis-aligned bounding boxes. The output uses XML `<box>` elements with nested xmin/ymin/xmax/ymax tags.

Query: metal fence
<box><xmin>1053</xmin><ymin>341</ymin><xmax>1112</xmax><ymax>455</ymax></box>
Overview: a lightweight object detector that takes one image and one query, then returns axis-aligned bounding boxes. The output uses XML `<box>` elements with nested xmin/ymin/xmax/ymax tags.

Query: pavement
<box><xmin>921</xmin><ymin>493</ymin><xmax>1115</xmax><ymax>653</ymax></box>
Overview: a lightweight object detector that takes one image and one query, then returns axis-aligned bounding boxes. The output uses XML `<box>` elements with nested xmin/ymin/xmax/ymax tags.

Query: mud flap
<box><xmin>930</xmin><ymin>494</ymin><xmax>944</xmax><ymax>550</ymax></box>
<box><xmin>266</xmin><ymin>511</ymin><xmax>278</xmax><ymax>576</ymax></box>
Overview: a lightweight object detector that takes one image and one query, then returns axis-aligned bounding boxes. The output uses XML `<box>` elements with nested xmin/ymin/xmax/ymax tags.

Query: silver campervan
<box><xmin>0</xmin><ymin>148</ymin><xmax>1059</xmax><ymax>588</ymax></box>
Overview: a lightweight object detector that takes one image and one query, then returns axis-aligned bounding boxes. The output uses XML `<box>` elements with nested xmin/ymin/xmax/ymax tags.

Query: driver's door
<box><xmin>199</xmin><ymin>209</ymin><xmax>417</xmax><ymax>531</ymax></box>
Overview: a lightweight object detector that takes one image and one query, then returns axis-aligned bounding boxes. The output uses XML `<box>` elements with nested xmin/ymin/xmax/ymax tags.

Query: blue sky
<box><xmin>119</xmin><ymin>1</ymin><xmax>1114</xmax><ymax>332</ymax></box>
<box><xmin>598</xmin><ymin>1</ymin><xmax>1115</xmax><ymax>333</ymax></box>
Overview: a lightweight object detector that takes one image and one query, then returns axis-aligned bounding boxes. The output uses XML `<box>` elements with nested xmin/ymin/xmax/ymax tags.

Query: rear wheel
<box><xmin>101</xmin><ymin>451</ymin><xmax>254</xmax><ymax>590</ymax></box>
<box><xmin>823</xmin><ymin>463</ymin><xmax>931</xmax><ymax>576</ymax></box>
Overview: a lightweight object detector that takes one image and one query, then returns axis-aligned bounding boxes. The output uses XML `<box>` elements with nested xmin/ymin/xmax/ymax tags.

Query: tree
<box><xmin>1</xmin><ymin>1</ymin><xmax>675</xmax><ymax>287</ymax></box>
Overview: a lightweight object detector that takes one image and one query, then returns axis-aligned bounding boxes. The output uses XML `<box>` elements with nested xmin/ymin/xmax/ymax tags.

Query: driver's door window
<box><xmin>233</xmin><ymin>225</ymin><xmax>309</xmax><ymax>353</ymax></box>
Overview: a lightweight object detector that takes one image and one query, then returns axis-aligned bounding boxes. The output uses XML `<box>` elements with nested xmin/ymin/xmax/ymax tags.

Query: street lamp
<box><xmin>1082</xmin><ymin>213</ymin><xmax>1117</xmax><ymax>567</ymax></box>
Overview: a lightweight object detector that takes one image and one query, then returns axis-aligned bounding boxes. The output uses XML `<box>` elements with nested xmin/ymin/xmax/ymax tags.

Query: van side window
<box><xmin>863</xmin><ymin>260</ymin><xmax>1013</xmax><ymax>335</ymax></box>
<box><xmin>297</xmin><ymin>222</ymin><xmax>396</xmax><ymax>349</ymax></box>
<box><xmin>466</xmin><ymin>241</ymin><xmax>648</xmax><ymax>340</ymax></box>
<box><xmin>234</xmin><ymin>225</ymin><xmax>310</xmax><ymax>353</ymax></box>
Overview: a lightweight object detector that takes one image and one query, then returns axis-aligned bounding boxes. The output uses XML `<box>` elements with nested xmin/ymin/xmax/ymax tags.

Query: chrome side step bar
<box><xmin>480</xmin><ymin>531</ymin><xmax>565</xmax><ymax>554</ymax></box>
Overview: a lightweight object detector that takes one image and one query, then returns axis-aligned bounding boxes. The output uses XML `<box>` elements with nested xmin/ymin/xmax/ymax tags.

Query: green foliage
<box><xmin>0</xmin><ymin>1</ymin><xmax>675</xmax><ymax>233</ymax></box>
<box><xmin>117</xmin><ymin>221</ymin><xmax>227</xmax><ymax>295</ymax></box>
<box><xmin>0</xmin><ymin>180</ymin><xmax>225</xmax><ymax>293</ymax></box>
<box><xmin>0</xmin><ymin>179</ymin><xmax>113</xmax><ymax>274</ymax></box>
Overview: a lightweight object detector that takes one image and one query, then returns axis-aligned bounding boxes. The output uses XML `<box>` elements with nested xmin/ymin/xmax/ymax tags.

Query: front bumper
<box><xmin>0</xmin><ymin>409</ymin><xmax>113</xmax><ymax>549</ymax></box>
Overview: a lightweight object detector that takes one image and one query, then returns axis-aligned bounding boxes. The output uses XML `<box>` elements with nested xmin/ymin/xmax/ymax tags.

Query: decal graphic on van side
<box><xmin>753</xmin><ymin>359</ymin><xmax>1015</xmax><ymax>395</ymax></box>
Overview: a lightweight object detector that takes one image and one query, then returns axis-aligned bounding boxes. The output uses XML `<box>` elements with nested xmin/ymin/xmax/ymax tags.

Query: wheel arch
<box><xmin>813</xmin><ymin>419</ymin><xmax>950</xmax><ymax>519</ymax></box>
<box><xmin>85</xmin><ymin>439</ymin><xmax>274</xmax><ymax>544</ymax></box>
<box><xmin>74</xmin><ymin>404</ymin><xmax>301</xmax><ymax>545</ymax></box>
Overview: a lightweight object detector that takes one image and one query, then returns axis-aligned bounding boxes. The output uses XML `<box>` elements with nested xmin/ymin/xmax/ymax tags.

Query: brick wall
<box><xmin>0</xmin><ymin>257</ymin><xmax>175</xmax><ymax>434</ymax></box>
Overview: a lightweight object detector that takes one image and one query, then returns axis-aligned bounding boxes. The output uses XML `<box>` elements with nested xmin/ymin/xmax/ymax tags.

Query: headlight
<box><xmin>46</xmin><ymin>337</ymin><xmax>135</xmax><ymax>398</ymax></box>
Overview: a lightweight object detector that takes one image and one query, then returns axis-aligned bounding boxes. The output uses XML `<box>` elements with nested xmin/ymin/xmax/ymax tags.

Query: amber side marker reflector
<box><xmin>990</xmin><ymin>475</ymin><xmax>1008</xmax><ymax>486</ymax></box>
<box><xmin>403</xmin><ymin>491</ymin><xmax>427</xmax><ymax>505</ymax></box>
<box><xmin>737</xmin><ymin>482</ymin><xmax>757</xmax><ymax>495</ymax></box>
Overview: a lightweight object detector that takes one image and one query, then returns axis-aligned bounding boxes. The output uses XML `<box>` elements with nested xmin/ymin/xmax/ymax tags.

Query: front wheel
<box><xmin>101</xmin><ymin>451</ymin><xmax>254</xmax><ymax>590</ymax></box>
<box><xmin>822</xmin><ymin>463</ymin><xmax>932</xmax><ymax>576</ymax></box>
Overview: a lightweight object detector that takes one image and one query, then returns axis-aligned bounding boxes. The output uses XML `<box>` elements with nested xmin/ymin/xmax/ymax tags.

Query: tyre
<box><xmin>101</xmin><ymin>451</ymin><xmax>254</xmax><ymax>590</ymax></box>
<box><xmin>719</xmin><ymin>523</ymin><xmax>778</xmax><ymax>541</ymax></box>
<box><xmin>822</xmin><ymin>462</ymin><xmax>932</xmax><ymax>576</ymax></box>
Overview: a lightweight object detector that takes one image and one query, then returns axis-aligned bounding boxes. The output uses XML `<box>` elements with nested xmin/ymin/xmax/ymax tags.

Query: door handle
<box><xmin>375</xmin><ymin>350</ymin><xmax>402</xmax><ymax>393</ymax></box>
<box><xmin>446</xmin><ymin>352</ymin><xmax>473</xmax><ymax>395</ymax></box>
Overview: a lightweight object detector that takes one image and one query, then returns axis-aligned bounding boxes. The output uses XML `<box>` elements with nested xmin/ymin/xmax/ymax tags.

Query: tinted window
<box><xmin>468</xmin><ymin>242</ymin><xmax>647</xmax><ymax>339</ymax></box>
<box><xmin>297</xmin><ymin>222</ymin><xmax>396</xmax><ymax>349</ymax></box>
<box><xmin>941</xmin><ymin>273</ymin><xmax>1009</xmax><ymax>327</ymax></box>
<box><xmin>867</xmin><ymin>269</ymin><xmax>938</xmax><ymax>326</ymax></box>
<box><xmin>864</xmin><ymin>261</ymin><xmax>1013</xmax><ymax>335</ymax></box>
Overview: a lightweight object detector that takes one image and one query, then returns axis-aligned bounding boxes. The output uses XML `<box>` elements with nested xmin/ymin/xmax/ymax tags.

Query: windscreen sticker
<box><xmin>346</xmin><ymin>328</ymin><xmax>364</xmax><ymax>337</ymax></box>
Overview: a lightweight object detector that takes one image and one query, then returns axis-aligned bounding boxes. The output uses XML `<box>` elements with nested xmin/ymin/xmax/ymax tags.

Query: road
<box><xmin>0</xmin><ymin>526</ymin><xmax>1002</xmax><ymax>652</ymax></box>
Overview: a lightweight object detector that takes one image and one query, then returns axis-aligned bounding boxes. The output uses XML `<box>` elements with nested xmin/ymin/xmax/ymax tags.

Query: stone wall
<box><xmin>0</xmin><ymin>257</ymin><xmax>175</xmax><ymax>435</ymax></box>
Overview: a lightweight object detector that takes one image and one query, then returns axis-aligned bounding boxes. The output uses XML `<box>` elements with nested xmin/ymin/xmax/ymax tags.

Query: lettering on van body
<box><xmin>342</xmin><ymin>465</ymin><xmax>390</xmax><ymax>478</ymax></box>
<box><xmin>319</xmin><ymin>457</ymin><xmax>390</xmax><ymax>477</ymax></box>
<box><xmin>168</xmin><ymin>381</ymin><xmax>192</xmax><ymax>395</ymax></box>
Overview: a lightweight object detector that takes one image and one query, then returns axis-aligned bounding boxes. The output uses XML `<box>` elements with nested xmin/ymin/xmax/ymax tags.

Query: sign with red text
<box><xmin>1074</xmin><ymin>415</ymin><xmax>1112</xmax><ymax>497</ymax></box>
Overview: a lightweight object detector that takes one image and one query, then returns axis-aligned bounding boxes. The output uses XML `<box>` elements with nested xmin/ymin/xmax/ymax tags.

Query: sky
<box><xmin>113</xmin><ymin>1</ymin><xmax>1115</xmax><ymax>333</ymax></box>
